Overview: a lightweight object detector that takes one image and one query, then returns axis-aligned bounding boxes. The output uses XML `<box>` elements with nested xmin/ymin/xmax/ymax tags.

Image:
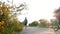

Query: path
<box><xmin>19</xmin><ymin>27</ymin><xmax>56</xmax><ymax>34</ymax></box>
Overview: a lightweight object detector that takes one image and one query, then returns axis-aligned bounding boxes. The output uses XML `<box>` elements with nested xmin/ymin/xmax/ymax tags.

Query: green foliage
<box><xmin>38</xmin><ymin>24</ymin><xmax>48</xmax><ymax>28</ymax></box>
<box><xmin>0</xmin><ymin>1</ymin><xmax>25</xmax><ymax>34</ymax></box>
<box><xmin>49</xmin><ymin>26</ymin><xmax>60</xmax><ymax>29</ymax></box>
<box><xmin>39</xmin><ymin>19</ymin><xmax>48</xmax><ymax>27</ymax></box>
<box><xmin>3</xmin><ymin>21</ymin><xmax>24</xmax><ymax>34</ymax></box>
<box><xmin>29</xmin><ymin>20</ymin><xmax>48</xmax><ymax>28</ymax></box>
<box><xmin>29</xmin><ymin>21</ymin><xmax>39</xmax><ymax>27</ymax></box>
<box><xmin>13</xmin><ymin>22</ymin><xmax>24</xmax><ymax>32</ymax></box>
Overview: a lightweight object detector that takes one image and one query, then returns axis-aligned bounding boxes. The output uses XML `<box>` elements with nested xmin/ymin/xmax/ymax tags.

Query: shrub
<box><xmin>0</xmin><ymin>1</ymin><xmax>24</xmax><ymax>34</ymax></box>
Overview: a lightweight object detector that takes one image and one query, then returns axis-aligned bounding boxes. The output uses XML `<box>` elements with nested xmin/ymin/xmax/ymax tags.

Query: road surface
<box><xmin>19</xmin><ymin>27</ymin><xmax>60</xmax><ymax>34</ymax></box>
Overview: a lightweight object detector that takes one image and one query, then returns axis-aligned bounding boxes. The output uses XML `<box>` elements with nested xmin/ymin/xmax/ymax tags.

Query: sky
<box><xmin>1</xmin><ymin>0</ymin><xmax>60</xmax><ymax>24</ymax></box>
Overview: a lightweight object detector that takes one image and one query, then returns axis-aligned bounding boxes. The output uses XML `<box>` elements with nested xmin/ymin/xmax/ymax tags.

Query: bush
<box><xmin>0</xmin><ymin>1</ymin><xmax>24</xmax><ymax>34</ymax></box>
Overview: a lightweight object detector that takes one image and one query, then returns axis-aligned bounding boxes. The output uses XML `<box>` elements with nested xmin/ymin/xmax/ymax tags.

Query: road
<box><xmin>19</xmin><ymin>27</ymin><xmax>60</xmax><ymax>34</ymax></box>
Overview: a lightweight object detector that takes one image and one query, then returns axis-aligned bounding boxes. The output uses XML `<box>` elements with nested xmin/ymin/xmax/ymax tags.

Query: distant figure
<box><xmin>23</xmin><ymin>17</ymin><xmax>28</xmax><ymax>26</ymax></box>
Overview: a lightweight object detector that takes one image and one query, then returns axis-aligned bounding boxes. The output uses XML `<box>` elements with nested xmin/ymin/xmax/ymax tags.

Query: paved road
<box><xmin>19</xmin><ymin>27</ymin><xmax>60</xmax><ymax>34</ymax></box>
<box><xmin>56</xmin><ymin>30</ymin><xmax>60</xmax><ymax>34</ymax></box>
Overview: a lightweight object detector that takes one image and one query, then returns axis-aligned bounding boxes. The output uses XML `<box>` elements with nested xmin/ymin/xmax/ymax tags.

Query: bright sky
<box><xmin>1</xmin><ymin>0</ymin><xmax>60</xmax><ymax>24</ymax></box>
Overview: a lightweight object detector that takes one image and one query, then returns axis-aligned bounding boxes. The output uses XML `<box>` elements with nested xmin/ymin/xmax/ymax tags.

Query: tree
<box><xmin>39</xmin><ymin>19</ymin><xmax>48</xmax><ymax>27</ymax></box>
<box><xmin>54</xmin><ymin>7</ymin><xmax>60</xmax><ymax>19</ymax></box>
<box><xmin>50</xmin><ymin>19</ymin><xmax>59</xmax><ymax>27</ymax></box>
<box><xmin>29</xmin><ymin>21</ymin><xmax>39</xmax><ymax>27</ymax></box>
<box><xmin>53</xmin><ymin>8</ymin><xmax>60</xmax><ymax>29</ymax></box>
<box><xmin>0</xmin><ymin>1</ymin><xmax>26</xmax><ymax>34</ymax></box>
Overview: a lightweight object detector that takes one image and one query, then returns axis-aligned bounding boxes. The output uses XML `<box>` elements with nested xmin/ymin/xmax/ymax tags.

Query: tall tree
<box><xmin>0</xmin><ymin>1</ymin><xmax>26</xmax><ymax>34</ymax></box>
<box><xmin>39</xmin><ymin>19</ymin><xmax>48</xmax><ymax>27</ymax></box>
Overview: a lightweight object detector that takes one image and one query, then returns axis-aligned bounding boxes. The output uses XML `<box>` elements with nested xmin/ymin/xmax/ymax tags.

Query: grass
<box><xmin>49</xmin><ymin>26</ymin><xmax>60</xmax><ymax>28</ymax></box>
